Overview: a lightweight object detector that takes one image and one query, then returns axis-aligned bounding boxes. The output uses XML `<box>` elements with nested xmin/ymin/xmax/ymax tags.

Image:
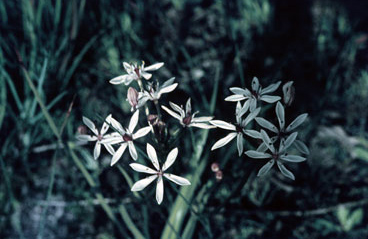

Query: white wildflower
<box><xmin>161</xmin><ymin>98</ymin><xmax>214</xmax><ymax>129</ymax></box>
<box><xmin>225</xmin><ymin>77</ymin><xmax>281</xmax><ymax>111</ymax></box>
<box><xmin>140</xmin><ymin>77</ymin><xmax>178</xmax><ymax>102</ymax></box>
<box><xmin>101</xmin><ymin>110</ymin><xmax>151</xmax><ymax>165</ymax></box>
<box><xmin>130</xmin><ymin>143</ymin><xmax>191</xmax><ymax>205</ymax></box>
<box><xmin>110</xmin><ymin>61</ymin><xmax>164</xmax><ymax>85</ymax></box>
<box><xmin>210</xmin><ymin>103</ymin><xmax>261</xmax><ymax>156</ymax></box>
<box><xmin>244</xmin><ymin>130</ymin><xmax>306</xmax><ymax>180</ymax></box>
<box><xmin>76</xmin><ymin>114</ymin><xmax>115</xmax><ymax>160</ymax></box>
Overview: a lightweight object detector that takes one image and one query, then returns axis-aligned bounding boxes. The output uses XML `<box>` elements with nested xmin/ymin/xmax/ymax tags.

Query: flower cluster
<box><xmin>77</xmin><ymin>60</ymin><xmax>214</xmax><ymax>204</ymax></box>
<box><xmin>211</xmin><ymin>78</ymin><xmax>309</xmax><ymax>180</ymax></box>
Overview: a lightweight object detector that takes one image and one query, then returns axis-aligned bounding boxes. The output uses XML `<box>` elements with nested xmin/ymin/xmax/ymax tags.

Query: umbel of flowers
<box><xmin>77</xmin><ymin>61</ymin><xmax>213</xmax><ymax>204</ymax></box>
<box><xmin>77</xmin><ymin>60</ymin><xmax>309</xmax><ymax>205</ymax></box>
<box><xmin>210</xmin><ymin>77</ymin><xmax>309</xmax><ymax>180</ymax></box>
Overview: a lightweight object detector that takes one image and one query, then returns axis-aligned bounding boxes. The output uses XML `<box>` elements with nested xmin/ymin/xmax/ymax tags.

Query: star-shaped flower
<box><xmin>76</xmin><ymin>114</ymin><xmax>115</xmax><ymax>160</ymax></box>
<box><xmin>140</xmin><ymin>77</ymin><xmax>178</xmax><ymax>102</ymax></box>
<box><xmin>255</xmin><ymin>101</ymin><xmax>309</xmax><ymax>154</ymax></box>
<box><xmin>161</xmin><ymin>98</ymin><xmax>214</xmax><ymax>129</ymax></box>
<box><xmin>130</xmin><ymin>143</ymin><xmax>191</xmax><ymax>205</ymax></box>
<box><xmin>210</xmin><ymin>103</ymin><xmax>261</xmax><ymax>156</ymax></box>
<box><xmin>225</xmin><ymin>77</ymin><xmax>281</xmax><ymax>111</ymax></box>
<box><xmin>244</xmin><ymin>130</ymin><xmax>306</xmax><ymax>180</ymax></box>
<box><xmin>110</xmin><ymin>61</ymin><xmax>164</xmax><ymax>85</ymax></box>
<box><xmin>101</xmin><ymin>110</ymin><xmax>151</xmax><ymax>165</ymax></box>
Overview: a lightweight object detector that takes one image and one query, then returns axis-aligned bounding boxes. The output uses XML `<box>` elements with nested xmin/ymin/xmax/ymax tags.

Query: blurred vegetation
<box><xmin>1</xmin><ymin>0</ymin><xmax>368</xmax><ymax>238</ymax></box>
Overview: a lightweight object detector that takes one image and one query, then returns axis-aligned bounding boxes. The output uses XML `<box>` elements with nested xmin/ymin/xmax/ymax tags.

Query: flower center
<box><xmin>157</xmin><ymin>170</ymin><xmax>163</xmax><ymax>176</ymax></box>
<box><xmin>123</xmin><ymin>134</ymin><xmax>133</xmax><ymax>141</ymax></box>
<box><xmin>97</xmin><ymin>134</ymin><xmax>103</xmax><ymax>141</ymax></box>
<box><xmin>183</xmin><ymin>114</ymin><xmax>192</xmax><ymax>125</ymax></box>
<box><xmin>134</xmin><ymin>67</ymin><xmax>140</xmax><ymax>78</ymax></box>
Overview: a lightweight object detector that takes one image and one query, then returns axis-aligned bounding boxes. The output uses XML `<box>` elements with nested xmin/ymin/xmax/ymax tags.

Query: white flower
<box><xmin>225</xmin><ymin>77</ymin><xmax>281</xmax><ymax>111</ymax></box>
<box><xmin>244</xmin><ymin>130</ymin><xmax>306</xmax><ymax>180</ymax></box>
<box><xmin>255</xmin><ymin>102</ymin><xmax>309</xmax><ymax>154</ymax></box>
<box><xmin>130</xmin><ymin>143</ymin><xmax>191</xmax><ymax>205</ymax></box>
<box><xmin>110</xmin><ymin>61</ymin><xmax>164</xmax><ymax>85</ymax></box>
<box><xmin>76</xmin><ymin>114</ymin><xmax>115</xmax><ymax>160</ymax></box>
<box><xmin>161</xmin><ymin>98</ymin><xmax>214</xmax><ymax>129</ymax></box>
<box><xmin>101</xmin><ymin>110</ymin><xmax>151</xmax><ymax>165</ymax></box>
<box><xmin>140</xmin><ymin>77</ymin><xmax>178</xmax><ymax>102</ymax></box>
<box><xmin>210</xmin><ymin>103</ymin><xmax>261</xmax><ymax>156</ymax></box>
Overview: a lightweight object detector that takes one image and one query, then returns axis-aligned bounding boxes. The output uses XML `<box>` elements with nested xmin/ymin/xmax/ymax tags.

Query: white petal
<box><xmin>244</xmin><ymin>150</ymin><xmax>272</xmax><ymax>159</ymax></box>
<box><xmin>129</xmin><ymin>110</ymin><xmax>139</xmax><ymax>133</ymax></box>
<box><xmin>224</xmin><ymin>95</ymin><xmax>247</xmax><ymax>102</ymax></box>
<box><xmin>146</xmin><ymin>143</ymin><xmax>160</xmax><ymax>170</ymax></box>
<box><xmin>243</xmin><ymin>107</ymin><xmax>260</xmax><ymax>126</ymax></box>
<box><xmin>257</xmin><ymin>160</ymin><xmax>275</xmax><ymax>177</ymax></box>
<box><xmin>260</xmin><ymin>130</ymin><xmax>275</xmax><ymax>153</ymax></box>
<box><xmin>100</xmin><ymin>114</ymin><xmax>112</xmax><ymax>135</ymax></box>
<box><xmin>191</xmin><ymin>116</ymin><xmax>213</xmax><ymax>123</ymax></box>
<box><xmin>103</xmin><ymin>143</ymin><xmax>115</xmax><ymax>155</ymax></box>
<box><xmin>209</xmin><ymin>120</ymin><xmax>236</xmax><ymax>131</ymax></box>
<box><xmin>255</xmin><ymin>117</ymin><xmax>278</xmax><ymax>133</ymax></box>
<box><xmin>237</xmin><ymin>133</ymin><xmax>243</xmax><ymax>156</ymax></box>
<box><xmin>243</xmin><ymin>129</ymin><xmax>262</xmax><ymax>139</ymax></box>
<box><xmin>83</xmin><ymin>116</ymin><xmax>98</xmax><ymax>135</ymax></box>
<box><xmin>94</xmin><ymin>142</ymin><xmax>101</xmax><ymax>160</ymax></box>
<box><xmin>169</xmin><ymin>102</ymin><xmax>184</xmax><ymax>116</ymax></box>
<box><xmin>276</xmin><ymin>102</ymin><xmax>285</xmax><ymax>129</ymax></box>
<box><xmin>110</xmin><ymin>117</ymin><xmax>125</xmax><ymax>134</ymax></box>
<box><xmin>252</xmin><ymin>77</ymin><xmax>260</xmax><ymax>92</ymax></box>
<box><xmin>162</xmin><ymin>105</ymin><xmax>182</xmax><ymax>121</ymax></box>
<box><xmin>164</xmin><ymin>173</ymin><xmax>191</xmax><ymax>186</ymax></box>
<box><xmin>124</xmin><ymin>76</ymin><xmax>135</xmax><ymax>85</ymax></box>
<box><xmin>211</xmin><ymin>132</ymin><xmax>237</xmax><ymax>150</ymax></box>
<box><xmin>286</xmin><ymin>113</ymin><xmax>308</xmax><ymax>132</ymax></box>
<box><xmin>76</xmin><ymin>135</ymin><xmax>97</xmax><ymax>141</ymax></box>
<box><xmin>261</xmin><ymin>81</ymin><xmax>281</xmax><ymax>95</ymax></box>
<box><xmin>156</xmin><ymin>176</ymin><xmax>164</xmax><ymax>205</ymax></box>
<box><xmin>162</xmin><ymin>148</ymin><xmax>178</xmax><ymax>171</ymax></box>
<box><xmin>190</xmin><ymin>123</ymin><xmax>216</xmax><ymax>129</ymax></box>
<box><xmin>260</xmin><ymin>95</ymin><xmax>281</xmax><ymax>103</ymax></box>
<box><xmin>100</xmin><ymin>134</ymin><xmax>123</xmax><ymax>145</ymax></box>
<box><xmin>111</xmin><ymin>143</ymin><xmax>128</xmax><ymax>166</ymax></box>
<box><xmin>249</xmin><ymin>98</ymin><xmax>257</xmax><ymax>112</ymax></box>
<box><xmin>144</xmin><ymin>62</ymin><xmax>164</xmax><ymax>71</ymax></box>
<box><xmin>280</xmin><ymin>155</ymin><xmax>306</xmax><ymax>163</ymax></box>
<box><xmin>128</xmin><ymin>141</ymin><xmax>138</xmax><ymax>160</ymax></box>
<box><xmin>229</xmin><ymin>87</ymin><xmax>251</xmax><ymax>96</ymax></box>
<box><xmin>160</xmin><ymin>83</ymin><xmax>178</xmax><ymax>94</ymax></box>
<box><xmin>123</xmin><ymin>62</ymin><xmax>132</xmax><ymax>73</ymax></box>
<box><xmin>109</xmin><ymin>75</ymin><xmax>129</xmax><ymax>85</ymax></box>
<box><xmin>129</xmin><ymin>163</ymin><xmax>157</xmax><ymax>174</ymax></box>
<box><xmin>131</xmin><ymin>175</ymin><xmax>158</xmax><ymax>191</ymax></box>
<box><xmin>141</xmin><ymin>71</ymin><xmax>152</xmax><ymax>80</ymax></box>
<box><xmin>133</xmin><ymin>126</ymin><xmax>151</xmax><ymax>139</ymax></box>
<box><xmin>277</xmin><ymin>161</ymin><xmax>295</xmax><ymax>180</ymax></box>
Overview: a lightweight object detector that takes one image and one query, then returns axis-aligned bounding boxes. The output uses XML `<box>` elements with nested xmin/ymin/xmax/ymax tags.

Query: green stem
<box><xmin>118</xmin><ymin>205</ymin><xmax>146</xmax><ymax>239</ymax></box>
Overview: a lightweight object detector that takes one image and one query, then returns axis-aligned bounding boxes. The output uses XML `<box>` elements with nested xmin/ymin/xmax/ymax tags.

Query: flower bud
<box><xmin>215</xmin><ymin>170</ymin><xmax>223</xmax><ymax>181</ymax></box>
<box><xmin>283</xmin><ymin>81</ymin><xmax>295</xmax><ymax>106</ymax></box>
<box><xmin>127</xmin><ymin>87</ymin><xmax>139</xmax><ymax>111</ymax></box>
<box><xmin>77</xmin><ymin>125</ymin><xmax>87</xmax><ymax>135</ymax></box>
<box><xmin>211</xmin><ymin>162</ymin><xmax>220</xmax><ymax>172</ymax></box>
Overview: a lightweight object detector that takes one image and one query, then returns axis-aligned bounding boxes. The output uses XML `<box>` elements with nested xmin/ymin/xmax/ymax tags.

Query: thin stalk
<box><xmin>118</xmin><ymin>205</ymin><xmax>146</xmax><ymax>239</ymax></box>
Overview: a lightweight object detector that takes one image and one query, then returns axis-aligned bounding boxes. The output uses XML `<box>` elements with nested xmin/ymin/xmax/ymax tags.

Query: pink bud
<box><xmin>77</xmin><ymin>125</ymin><xmax>87</xmax><ymax>135</ymax></box>
<box><xmin>127</xmin><ymin>87</ymin><xmax>139</xmax><ymax>110</ymax></box>
<box><xmin>211</xmin><ymin>162</ymin><xmax>220</xmax><ymax>172</ymax></box>
<box><xmin>215</xmin><ymin>170</ymin><xmax>223</xmax><ymax>181</ymax></box>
